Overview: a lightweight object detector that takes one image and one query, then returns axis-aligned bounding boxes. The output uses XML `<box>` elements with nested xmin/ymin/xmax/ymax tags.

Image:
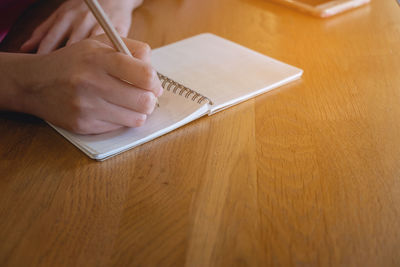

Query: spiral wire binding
<box><xmin>158</xmin><ymin>73</ymin><xmax>213</xmax><ymax>105</ymax></box>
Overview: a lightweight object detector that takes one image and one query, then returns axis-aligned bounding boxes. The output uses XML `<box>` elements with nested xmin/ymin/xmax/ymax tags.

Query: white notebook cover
<box><xmin>51</xmin><ymin>33</ymin><xmax>303</xmax><ymax>160</ymax></box>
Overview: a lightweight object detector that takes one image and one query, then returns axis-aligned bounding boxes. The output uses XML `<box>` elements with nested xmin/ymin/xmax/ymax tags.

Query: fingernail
<box><xmin>136</xmin><ymin>115</ymin><xmax>147</xmax><ymax>127</ymax></box>
<box><xmin>156</xmin><ymin>86</ymin><xmax>164</xmax><ymax>97</ymax></box>
<box><xmin>37</xmin><ymin>47</ymin><xmax>49</xmax><ymax>55</ymax></box>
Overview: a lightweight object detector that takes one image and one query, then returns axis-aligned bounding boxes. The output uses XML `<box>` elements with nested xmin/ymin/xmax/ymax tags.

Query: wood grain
<box><xmin>1</xmin><ymin>0</ymin><xmax>400</xmax><ymax>266</ymax></box>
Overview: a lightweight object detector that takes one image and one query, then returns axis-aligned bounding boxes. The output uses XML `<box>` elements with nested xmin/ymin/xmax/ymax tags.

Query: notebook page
<box><xmin>152</xmin><ymin>33</ymin><xmax>302</xmax><ymax>114</ymax></box>
<box><xmin>51</xmin><ymin>89</ymin><xmax>209</xmax><ymax>160</ymax></box>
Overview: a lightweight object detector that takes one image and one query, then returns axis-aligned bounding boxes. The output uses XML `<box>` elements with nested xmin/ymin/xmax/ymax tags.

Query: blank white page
<box><xmin>152</xmin><ymin>33</ymin><xmax>302</xmax><ymax>114</ymax></box>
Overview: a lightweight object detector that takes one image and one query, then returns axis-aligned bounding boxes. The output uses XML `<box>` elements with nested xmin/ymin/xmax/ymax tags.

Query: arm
<box><xmin>0</xmin><ymin>35</ymin><xmax>162</xmax><ymax>134</ymax></box>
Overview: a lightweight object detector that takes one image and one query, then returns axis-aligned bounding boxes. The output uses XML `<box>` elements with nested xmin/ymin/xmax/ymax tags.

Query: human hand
<box><xmin>20</xmin><ymin>0</ymin><xmax>143</xmax><ymax>54</ymax></box>
<box><xmin>16</xmin><ymin>35</ymin><xmax>162</xmax><ymax>134</ymax></box>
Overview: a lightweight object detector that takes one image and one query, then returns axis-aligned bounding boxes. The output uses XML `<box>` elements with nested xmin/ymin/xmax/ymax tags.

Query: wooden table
<box><xmin>1</xmin><ymin>0</ymin><xmax>400</xmax><ymax>266</ymax></box>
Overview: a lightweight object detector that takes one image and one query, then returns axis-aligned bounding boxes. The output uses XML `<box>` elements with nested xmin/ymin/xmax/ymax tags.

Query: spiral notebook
<box><xmin>51</xmin><ymin>33</ymin><xmax>303</xmax><ymax>160</ymax></box>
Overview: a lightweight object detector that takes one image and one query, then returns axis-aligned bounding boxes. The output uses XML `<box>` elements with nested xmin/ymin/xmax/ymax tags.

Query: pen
<box><xmin>83</xmin><ymin>0</ymin><xmax>160</xmax><ymax>106</ymax></box>
<box><xmin>84</xmin><ymin>0</ymin><xmax>132</xmax><ymax>56</ymax></box>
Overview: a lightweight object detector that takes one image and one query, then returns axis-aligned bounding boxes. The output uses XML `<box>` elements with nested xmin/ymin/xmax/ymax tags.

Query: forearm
<box><xmin>0</xmin><ymin>53</ymin><xmax>34</xmax><ymax>112</ymax></box>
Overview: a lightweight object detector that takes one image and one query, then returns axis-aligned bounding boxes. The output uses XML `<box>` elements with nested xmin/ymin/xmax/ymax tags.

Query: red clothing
<box><xmin>0</xmin><ymin>0</ymin><xmax>36</xmax><ymax>43</ymax></box>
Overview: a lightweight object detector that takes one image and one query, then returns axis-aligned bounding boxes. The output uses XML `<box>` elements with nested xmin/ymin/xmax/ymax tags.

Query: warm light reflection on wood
<box><xmin>1</xmin><ymin>0</ymin><xmax>399</xmax><ymax>266</ymax></box>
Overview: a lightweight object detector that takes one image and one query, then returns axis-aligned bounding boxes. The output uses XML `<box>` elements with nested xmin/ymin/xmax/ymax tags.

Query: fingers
<box><xmin>21</xmin><ymin>8</ymin><xmax>132</xmax><ymax>54</ymax></box>
<box><xmin>20</xmin><ymin>13</ymin><xmax>57</xmax><ymax>52</ymax></box>
<box><xmin>89</xmin><ymin>11</ymin><xmax>130</xmax><ymax>38</ymax></box>
<box><xmin>64</xmin><ymin>85</ymin><xmax>152</xmax><ymax>134</ymax></box>
<box><xmin>125</xmin><ymin>38</ymin><xmax>152</xmax><ymax>62</ymax></box>
<box><xmin>66</xmin><ymin>14</ymin><xmax>95</xmax><ymax>46</ymax></box>
<box><xmin>92</xmin><ymin>35</ymin><xmax>152</xmax><ymax>62</ymax></box>
<box><xmin>90</xmin><ymin>24</ymin><xmax>128</xmax><ymax>38</ymax></box>
<box><xmin>103</xmin><ymin>53</ymin><xmax>162</xmax><ymax>97</ymax></box>
<box><xmin>37</xmin><ymin>14</ymin><xmax>73</xmax><ymax>54</ymax></box>
<box><xmin>97</xmin><ymin>100</ymin><xmax>148</xmax><ymax>128</ymax></box>
<box><xmin>98</xmin><ymin>75</ymin><xmax>158</xmax><ymax>114</ymax></box>
<box><xmin>92</xmin><ymin>36</ymin><xmax>156</xmax><ymax>90</ymax></box>
<box><xmin>69</xmin><ymin>87</ymin><xmax>153</xmax><ymax>135</ymax></box>
<box><xmin>114</xmin><ymin>24</ymin><xmax>130</xmax><ymax>38</ymax></box>
<box><xmin>90</xmin><ymin>25</ymin><xmax>104</xmax><ymax>38</ymax></box>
